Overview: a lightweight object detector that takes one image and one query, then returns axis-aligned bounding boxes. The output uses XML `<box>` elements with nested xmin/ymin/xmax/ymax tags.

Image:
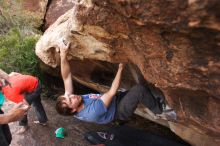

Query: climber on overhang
<box><xmin>55</xmin><ymin>39</ymin><xmax>176</xmax><ymax>124</ymax></box>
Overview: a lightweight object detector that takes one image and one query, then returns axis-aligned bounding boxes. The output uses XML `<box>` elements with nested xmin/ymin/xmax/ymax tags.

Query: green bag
<box><xmin>55</xmin><ymin>127</ymin><xmax>65</xmax><ymax>139</ymax></box>
<box><xmin>0</xmin><ymin>92</ymin><xmax>5</xmax><ymax>108</ymax></box>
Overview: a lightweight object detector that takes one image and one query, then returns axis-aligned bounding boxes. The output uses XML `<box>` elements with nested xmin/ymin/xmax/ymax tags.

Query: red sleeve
<box><xmin>3</xmin><ymin>87</ymin><xmax>24</xmax><ymax>103</ymax></box>
<box><xmin>10</xmin><ymin>94</ymin><xmax>24</xmax><ymax>103</ymax></box>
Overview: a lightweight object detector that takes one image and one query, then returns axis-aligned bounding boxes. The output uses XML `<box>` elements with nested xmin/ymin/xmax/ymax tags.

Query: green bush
<box><xmin>0</xmin><ymin>28</ymin><xmax>41</xmax><ymax>77</ymax></box>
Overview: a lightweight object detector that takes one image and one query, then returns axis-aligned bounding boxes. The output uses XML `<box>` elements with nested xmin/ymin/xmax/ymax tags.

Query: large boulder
<box><xmin>44</xmin><ymin>0</ymin><xmax>75</xmax><ymax>29</ymax></box>
<box><xmin>36</xmin><ymin>0</ymin><xmax>220</xmax><ymax>145</ymax></box>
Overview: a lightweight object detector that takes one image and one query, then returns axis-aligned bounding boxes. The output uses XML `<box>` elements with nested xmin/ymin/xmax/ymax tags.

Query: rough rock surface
<box><xmin>35</xmin><ymin>0</ymin><xmax>220</xmax><ymax>146</ymax></box>
<box><xmin>44</xmin><ymin>0</ymin><xmax>75</xmax><ymax>29</ymax></box>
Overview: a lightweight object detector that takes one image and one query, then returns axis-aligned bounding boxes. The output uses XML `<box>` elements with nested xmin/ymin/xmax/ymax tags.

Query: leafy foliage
<box><xmin>0</xmin><ymin>28</ymin><xmax>41</xmax><ymax>77</ymax></box>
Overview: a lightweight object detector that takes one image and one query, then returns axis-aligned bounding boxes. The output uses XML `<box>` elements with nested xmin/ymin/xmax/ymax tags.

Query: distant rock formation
<box><xmin>0</xmin><ymin>0</ymin><xmax>47</xmax><ymax>31</ymax></box>
<box><xmin>35</xmin><ymin>0</ymin><xmax>220</xmax><ymax>146</ymax></box>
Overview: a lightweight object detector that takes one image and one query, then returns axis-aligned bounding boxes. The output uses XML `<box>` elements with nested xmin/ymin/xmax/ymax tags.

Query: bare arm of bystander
<box><xmin>0</xmin><ymin>103</ymin><xmax>30</xmax><ymax>124</ymax></box>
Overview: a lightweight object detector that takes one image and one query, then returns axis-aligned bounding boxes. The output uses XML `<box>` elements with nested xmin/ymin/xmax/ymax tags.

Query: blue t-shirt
<box><xmin>74</xmin><ymin>94</ymin><xmax>116</xmax><ymax>124</ymax></box>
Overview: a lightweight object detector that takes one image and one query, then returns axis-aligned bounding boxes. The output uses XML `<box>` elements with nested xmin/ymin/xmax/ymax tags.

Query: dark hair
<box><xmin>55</xmin><ymin>96</ymin><xmax>74</xmax><ymax>116</ymax></box>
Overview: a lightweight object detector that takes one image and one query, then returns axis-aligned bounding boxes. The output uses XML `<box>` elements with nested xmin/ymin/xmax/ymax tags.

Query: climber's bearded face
<box><xmin>63</xmin><ymin>94</ymin><xmax>82</xmax><ymax>112</ymax></box>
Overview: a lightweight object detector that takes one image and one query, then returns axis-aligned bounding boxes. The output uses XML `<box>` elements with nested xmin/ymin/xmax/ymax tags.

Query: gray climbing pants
<box><xmin>115</xmin><ymin>84</ymin><xmax>162</xmax><ymax>121</ymax></box>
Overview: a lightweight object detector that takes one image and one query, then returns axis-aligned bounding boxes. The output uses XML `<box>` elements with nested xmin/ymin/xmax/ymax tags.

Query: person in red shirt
<box><xmin>0</xmin><ymin>69</ymin><xmax>48</xmax><ymax>133</ymax></box>
<box><xmin>0</xmin><ymin>69</ymin><xmax>29</xmax><ymax>146</ymax></box>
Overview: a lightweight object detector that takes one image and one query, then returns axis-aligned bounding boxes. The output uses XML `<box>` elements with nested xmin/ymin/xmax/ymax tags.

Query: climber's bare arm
<box><xmin>101</xmin><ymin>63</ymin><xmax>124</xmax><ymax>108</ymax></box>
<box><xmin>59</xmin><ymin>40</ymin><xmax>73</xmax><ymax>95</ymax></box>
